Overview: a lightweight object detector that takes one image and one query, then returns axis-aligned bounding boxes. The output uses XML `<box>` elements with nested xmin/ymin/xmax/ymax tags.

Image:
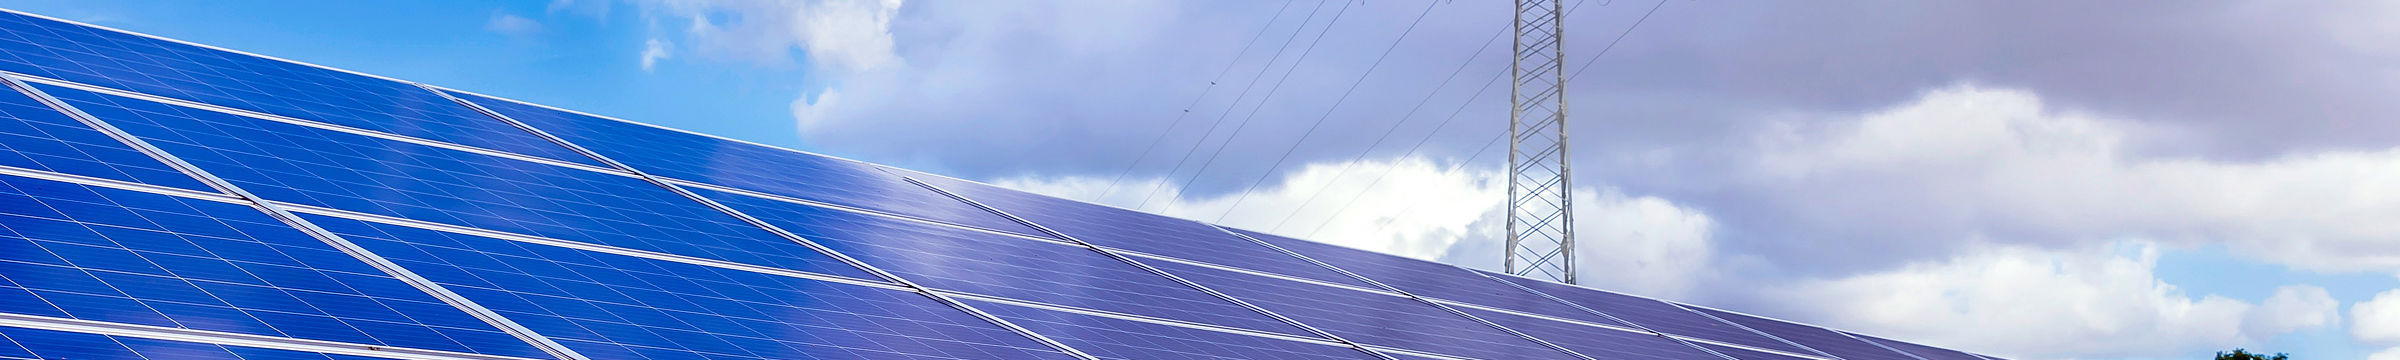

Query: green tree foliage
<box><xmin>2214</xmin><ymin>348</ymin><xmax>2288</xmax><ymax>360</ymax></box>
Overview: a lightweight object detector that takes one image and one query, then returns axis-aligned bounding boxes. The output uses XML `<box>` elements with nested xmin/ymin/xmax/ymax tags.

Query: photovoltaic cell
<box><xmin>0</xmin><ymin>84</ymin><xmax>208</xmax><ymax>191</ymax></box>
<box><xmin>306</xmin><ymin>213</ymin><xmax>1073</xmax><ymax>360</ymax></box>
<box><xmin>898</xmin><ymin>170</ymin><xmax>1378</xmax><ymax>288</ymax></box>
<box><xmin>1493</xmin><ymin>272</ymin><xmax>1815</xmax><ymax>355</ymax></box>
<box><xmin>1231</xmin><ymin>227</ymin><xmax>1622</xmax><ymax>326</ymax></box>
<box><xmin>1454</xmin><ymin>307</ymin><xmax>1722</xmax><ymax>360</ymax></box>
<box><xmin>0</xmin><ymin>326</ymin><xmax>386</xmax><ymax>360</ymax></box>
<box><xmin>0</xmin><ymin>174</ymin><xmax>551</xmax><ymax>358</ymax></box>
<box><xmin>1692</xmin><ymin>307</ymin><xmax>1918</xmax><ymax>360</ymax></box>
<box><xmin>1848</xmin><ymin>331</ymin><xmax>1984</xmax><ymax>360</ymax></box>
<box><xmin>1140</xmin><ymin>259</ymin><xmax>1574</xmax><ymax>360</ymax></box>
<box><xmin>40</xmin><ymin>84</ymin><xmax>875</xmax><ymax>281</ymax></box>
<box><xmin>963</xmin><ymin>299</ymin><xmax>1379</xmax><ymax>360</ymax></box>
<box><xmin>697</xmin><ymin>186</ymin><xmax>1318</xmax><ymax>338</ymax></box>
<box><xmin>447</xmin><ymin>91</ymin><xmax>1049</xmax><ymax>238</ymax></box>
<box><xmin>0</xmin><ymin>11</ymin><xmax>603</xmax><ymax>166</ymax></box>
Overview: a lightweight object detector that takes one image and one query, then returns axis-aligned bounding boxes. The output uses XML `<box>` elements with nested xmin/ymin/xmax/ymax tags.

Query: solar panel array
<box><xmin>0</xmin><ymin>8</ymin><xmax>2000</xmax><ymax>360</ymax></box>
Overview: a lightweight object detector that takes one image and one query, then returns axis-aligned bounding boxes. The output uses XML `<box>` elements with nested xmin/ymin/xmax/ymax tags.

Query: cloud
<box><xmin>636</xmin><ymin>0</ymin><xmax>903</xmax><ymax>72</ymax></box>
<box><xmin>991</xmin><ymin>155</ymin><xmax>1720</xmax><ymax>299</ymax></box>
<box><xmin>484</xmin><ymin>11</ymin><xmax>544</xmax><ymax>36</ymax></box>
<box><xmin>641</xmin><ymin>38</ymin><xmax>672</xmax><ymax>71</ymax></box>
<box><xmin>1737</xmin><ymin>84</ymin><xmax>2400</xmax><ymax>274</ymax></box>
<box><xmin>1773</xmin><ymin>242</ymin><xmax>2333</xmax><ymax>359</ymax></box>
<box><xmin>2356</xmin><ymin>289</ymin><xmax>2400</xmax><ymax>345</ymax></box>
<box><xmin>2376</xmin><ymin>347</ymin><xmax>2400</xmax><ymax>360</ymax></box>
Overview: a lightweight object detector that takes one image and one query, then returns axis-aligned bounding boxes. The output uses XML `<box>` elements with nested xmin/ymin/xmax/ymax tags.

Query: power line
<box><xmin>1308</xmin><ymin>132</ymin><xmax>1506</xmax><ymax>239</ymax></box>
<box><xmin>1129</xmin><ymin>0</ymin><xmax>1344</xmax><ymax>211</ymax></box>
<box><xmin>1264</xmin><ymin>21</ymin><xmax>1508</xmax><ymax>232</ymax></box>
<box><xmin>1211</xmin><ymin>0</ymin><xmax>1443</xmax><ymax>222</ymax></box>
<box><xmin>1091</xmin><ymin>0</ymin><xmax>1303</xmax><ymax>202</ymax></box>
<box><xmin>1568</xmin><ymin>0</ymin><xmax>1666</xmax><ymax>80</ymax></box>
<box><xmin>1138</xmin><ymin>0</ymin><xmax>1360</xmax><ymax>211</ymax></box>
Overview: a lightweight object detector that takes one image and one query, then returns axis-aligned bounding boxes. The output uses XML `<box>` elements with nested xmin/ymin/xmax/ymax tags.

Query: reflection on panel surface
<box><xmin>1142</xmin><ymin>259</ymin><xmax>1575</xmax><ymax>360</ymax></box>
<box><xmin>0</xmin><ymin>175</ymin><xmax>550</xmax><ymax>358</ymax></box>
<box><xmin>0</xmin><ymin>11</ymin><xmax>601</xmax><ymax>166</ymax></box>
<box><xmin>1495</xmin><ymin>272</ymin><xmax>1815</xmax><ymax>355</ymax></box>
<box><xmin>42</xmin><ymin>84</ymin><xmax>875</xmax><ymax>281</ymax></box>
<box><xmin>700</xmin><ymin>186</ymin><xmax>1318</xmax><ymax>337</ymax></box>
<box><xmin>965</xmin><ymin>299</ymin><xmax>1378</xmax><ymax>360</ymax></box>
<box><xmin>1848</xmin><ymin>331</ymin><xmax>1987</xmax><ymax>360</ymax></box>
<box><xmin>449</xmin><ymin>90</ymin><xmax>1050</xmax><ymax>238</ymax></box>
<box><xmin>308</xmin><ymin>214</ymin><xmax>1073</xmax><ymax>360</ymax></box>
<box><xmin>1234</xmin><ymin>227</ymin><xmax>1622</xmax><ymax>326</ymax></box>
<box><xmin>900</xmin><ymin>171</ymin><xmax>1377</xmax><ymax>288</ymax></box>
<box><xmin>0</xmin><ymin>85</ymin><xmax>209</xmax><ymax>190</ymax></box>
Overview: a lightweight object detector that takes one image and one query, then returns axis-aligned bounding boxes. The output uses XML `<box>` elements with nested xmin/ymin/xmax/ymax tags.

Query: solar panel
<box><xmin>446</xmin><ymin>90</ymin><xmax>1049</xmax><ymax>238</ymax></box>
<box><xmin>36</xmin><ymin>83</ymin><xmax>877</xmax><ymax>282</ymax></box>
<box><xmin>1453</xmin><ymin>307</ymin><xmax>1723</xmax><ymax>359</ymax></box>
<box><xmin>1692</xmin><ymin>307</ymin><xmax>1919</xmax><ymax>360</ymax></box>
<box><xmin>1230</xmin><ymin>227</ymin><xmax>1626</xmax><ymax>326</ymax></box>
<box><xmin>898</xmin><ymin>170</ymin><xmax>1380</xmax><ymax>288</ymax></box>
<box><xmin>304</xmin><ymin>213</ymin><xmax>1072</xmax><ymax>359</ymax></box>
<box><xmin>0</xmin><ymin>8</ymin><xmax>1998</xmax><ymax>360</ymax></box>
<box><xmin>695</xmin><ymin>186</ymin><xmax>1319</xmax><ymax>338</ymax></box>
<box><xmin>1493</xmin><ymin>271</ymin><xmax>1818</xmax><ymax>355</ymax></box>
<box><xmin>1140</xmin><ymin>258</ymin><xmax>1574</xmax><ymax>359</ymax></box>
<box><xmin>0</xmin><ymin>174</ymin><xmax>551</xmax><ymax>358</ymax></box>
<box><xmin>962</xmin><ymin>298</ymin><xmax>1379</xmax><ymax>360</ymax></box>
<box><xmin>0</xmin><ymin>83</ymin><xmax>209</xmax><ymax>190</ymax></box>
<box><xmin>1847</xmin><ymin>331</ymin><xmax>1985</xmax><ymax>360</ymax></box>
<box><xmin>0</xmin><ymin>11</ymin><xmax>604</xmax><ymax>167</ymax></box>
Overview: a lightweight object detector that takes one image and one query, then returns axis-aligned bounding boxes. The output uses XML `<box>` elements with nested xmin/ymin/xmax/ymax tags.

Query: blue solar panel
<box><xmin>1692</xmin><ymin>307</ymin><xmax>1917</xmax><ymax>360</ymax></box>
<box><xmin>1140</xmin><ymin>259</ymin><xmax>1574</xmax><ymax>360</ymax></box>
<box><xmin>1848</xmin><ymin>331</ymin><xmax>1983</xmax><ymax>360</ymax></box>
<box><xmin>0</xmin><ymin>326</ymin><xmax>381</xmax><ymax>360</ymax></box>
<box><xmin>1231</xmin><ymin>227</ymin><xmax>1625</xmax><ymax>326</ymax></box>
<box><xmin>447</xmin><ymin>91</ymin><xmax>1050</xmax><ymax>239</ymax></box>
<box><xmin>898</xmin><ymin>171</ymin><xmax>1379</xmax><ymax>288</ymax></box>
<box><xmin>0</xmin><ymin>84</ymin><xmax>208</xmax><ymax>191</ymax></box>
<box><xmin>304</xmin><ymin>213</ymin><xmax>1073</xmax><ymax>359</ymax></box>
<box><xmin>1454</xmin><ymin>307</ymin><xmax>1722</xmax><ymax>359</ymax></box>
<box><xmin>1493</xmin><ymin>272</ymin><xmax>1814</xmax><ymax>355</ymax></box>
<box><xmin>0</xmin><ymin>11</ymin><xmax>602</xmax><ymax>166</ymax></box>
<box><xmin>698</xmin><ymin>186</ymin><xmax>1319</xmax><ymax>338</ymax></box>
<box><xmin>1700</xmin><ymin>343</ymin><xmax>1818</xmax><ymax>360</ymax></box>
<box><xmin>0</xmin><ymin>174</ymin><xmax>552</xmax><ymax>358</ymax></box>
<box><xmin>38</xmin><ymin>83</ymin><xmax>876</xmax><ymax>281</ymax></box>
<box><xmin>963</xmin><ymin>299</ymin><xmax>1378</xmax><ymax>360</ymax></box>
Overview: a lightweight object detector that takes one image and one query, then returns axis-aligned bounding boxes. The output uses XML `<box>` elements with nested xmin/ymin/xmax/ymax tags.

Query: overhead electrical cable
<box><xmin>1091</xmin><ymin>0</ymin><xmax>1303</xmax><ymax>202</ymax></box>
<box><xmin>1137</xmin><ymin>0</ymin><xmax>1360</xmax><ymax>210</ymax></box>
<box><xmin>1209</xmin><ymin>0</ymin><xmax>1444</xmax><ymax>222</ymax></box>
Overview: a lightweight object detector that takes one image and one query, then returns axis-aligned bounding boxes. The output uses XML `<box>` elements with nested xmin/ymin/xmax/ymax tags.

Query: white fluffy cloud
<box><xmin>1750</xmin><ymin>84</ymin><xmax>2400</xmax><ymax>273</ymax></box>
<box><xmin>1776</xmin><ymin>242</ymin><xmax>2334</xmax><ymax>359</ymax></box>
<box><xmin>640</xmin><ymin>38</ymin><xmax>672</xmax><ymax>71</ymax></box>
<box><xmin>993</xmin><ymin>156</ymin><xmax>1721</xmax><ymax>299</ymax></box>
<box><xmin>637</xmin><ymin>0</ymin><xmax>903</xmax><ymax>71</ymax></box>
<box><xmin>2355</xmin><ymin>289</ymin><xmax>2400</xmax><ymax>345</ymax></box>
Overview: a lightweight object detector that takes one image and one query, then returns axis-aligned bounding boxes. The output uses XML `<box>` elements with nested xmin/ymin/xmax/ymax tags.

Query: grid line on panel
<box><xmin>0</xmin><ymin>11</ymin><xmax>605</xmax><ymax>166</ymax></box>
<box><xmin>1225</xmin><ymin>227</ymin><xmax>1632</xmax><ymax>327</ymax></box>
<box><xmin>930</xmin><ymin>290</ymin><xmax>1342</xmax><ymax>346</ymax></box>
<box><xmin>669</xmin><ymin>178</ymin><xmax>1060</xmax><ymax>242</ymax></box>
<box><xmin>0</xmin><ymin>164</ymin><xmax>238</xmax><ymax>204</ymax></box>
<box><xmin>424</xmin><ymin>84</ymin><xmax>1100</xmax><ymax>360</ymax></box>
<box><xmin>1688</xmin><ymin>305</ymin><xmax>1922</xmax><ymax>360</ymax></box>
<box><xmin>0</xmin><ymin>313</ymin><xmax>538</xmax><ymax>360</ymax></box>
<box><xmin>1490</xmin><ymin>270</ymin><xmax>1828</xmax><ymax>357</ymax></box>
<box><xmin>893</xmin><ymin>175</ymin><xmax>1398</xmax><ymax>360</ymax></box>
<box><xmin>1097</xmin><ymin>245</ymin><xmax>1392</xmax><ymax>295</ymax></box>
<box><xmin>960</xmin><ymin>297</ymin><xmax>1383</xmax><ymax>360</ymax></box>
<box><xmin>35</xmin><ymin>80</ymin><xmax>878</xmax><ymax>284</ymax></box>
<box><xmin>1138</xmin><ymin>258</ymin><xmax>1583</xmax><ymax>360</ymax></box>
<box><xmin>17</xmin><ymin>76</ymin><xmax>624</xmax><ymax>175</ymax></box>
<box><xmin>1463</xmin><ymin>268</ymin><xmax>1781</xmax><ymax>358</ymax></box>
<box><xmin>0</xmin><ymin>325</ymin><xmax>406</xmax><ymax>360</ymax></box>
<box><xmin>2</xmin><ymin>74</ymin><xmax>591</xmax><ymax>360</ymax></box>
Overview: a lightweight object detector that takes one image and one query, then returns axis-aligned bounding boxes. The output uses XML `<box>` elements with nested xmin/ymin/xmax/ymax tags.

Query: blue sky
<box><xmin>8</xmin><ymin>1</ymin><xmax>2399</xmax><ymax>359</ymax></box>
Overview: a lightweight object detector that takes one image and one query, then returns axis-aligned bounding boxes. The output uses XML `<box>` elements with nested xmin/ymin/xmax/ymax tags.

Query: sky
<box><xmin>7</xmin><ymin>0</ymin><xmax>2397</xmax><ymax>358</ymax></box>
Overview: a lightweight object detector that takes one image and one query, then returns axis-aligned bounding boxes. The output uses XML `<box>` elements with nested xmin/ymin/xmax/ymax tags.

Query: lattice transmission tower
<box><xmin>1506</xmin><ymin>0</ymin><xmax>1575</xmax><ymax>283</ymax></box>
